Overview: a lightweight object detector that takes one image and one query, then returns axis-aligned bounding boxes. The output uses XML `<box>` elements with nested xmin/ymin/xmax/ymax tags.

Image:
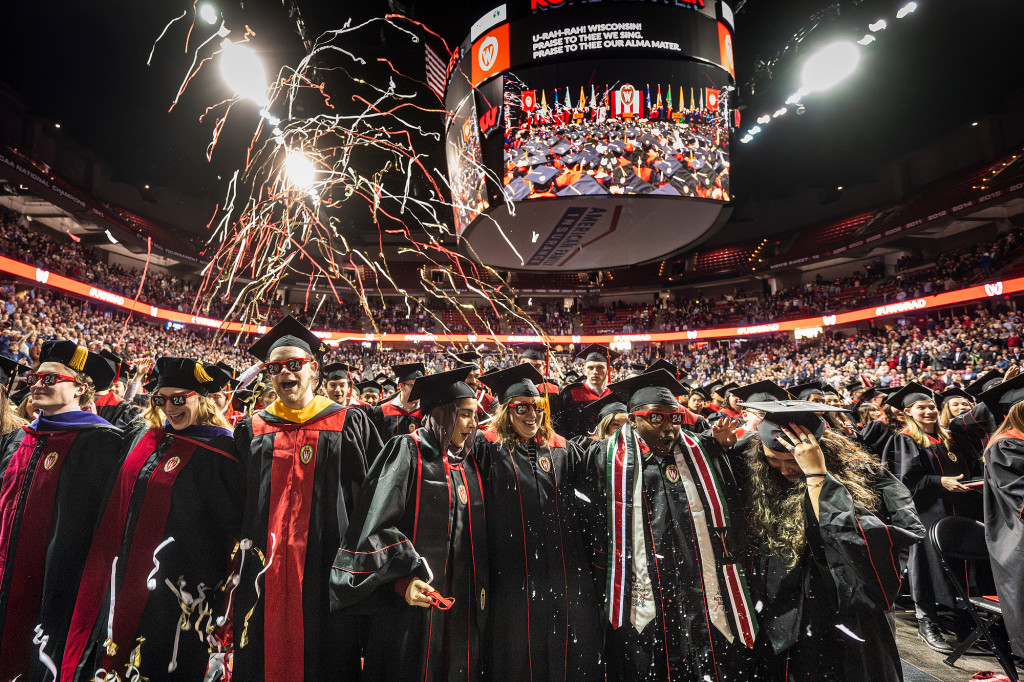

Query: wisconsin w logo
<box><xmin>985</xmin><ymin>281</ymin><xmax>1003</xmax><ymax>297</ymax></box>
<box><xmin>478</xmin><ymin>105</ymin><xmax>501</xmax><ymax>137</ymax></box>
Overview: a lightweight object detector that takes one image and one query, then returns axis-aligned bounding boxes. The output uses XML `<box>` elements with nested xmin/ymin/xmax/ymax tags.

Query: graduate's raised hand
<box><xmin>404</xmin><ymin>578</ymin><xmax>434</xmax><ymax>608</ymax></box>
<box><xmin>712</xmin><ymin>417</ymin><xmax>739</xmax><ymax>448</ymax></box>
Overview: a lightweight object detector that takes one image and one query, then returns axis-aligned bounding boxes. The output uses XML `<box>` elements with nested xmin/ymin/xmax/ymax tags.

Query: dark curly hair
<box><xmin>745</xmin><ymin>430</ymin><xmax>882</xmax><ymax>567</ymax></box>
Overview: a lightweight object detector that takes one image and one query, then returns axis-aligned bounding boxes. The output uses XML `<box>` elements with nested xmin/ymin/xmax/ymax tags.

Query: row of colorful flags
<box><xmin>520</xmin><ymin>84</ymin><xmax>722</xmax><ymax>117</ymax></box>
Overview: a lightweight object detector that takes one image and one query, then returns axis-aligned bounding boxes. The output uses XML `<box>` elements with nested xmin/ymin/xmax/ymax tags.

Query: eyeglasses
<box><xmin>27</xmin><ymin>372</ymin><xmax>77</xmax><ymax>387</ymax></box>
<box><xmin>633</xmin><ymin>410</ymin><xmax>685</xmax><ymax>426</ymax></box>
<box><xmin>511</xmin><ymin>402</ymin><xmax>542</xmax><ymax>416</ymax></box>
<box><xmin>151</xmin><ymin>391</ymin><xmax>197</xmax><ymax>407</ymax></box>
<box><xmin>263</xmin><ymin>357</ymin><xmax>313</xmax><ymax>375</ymax></box>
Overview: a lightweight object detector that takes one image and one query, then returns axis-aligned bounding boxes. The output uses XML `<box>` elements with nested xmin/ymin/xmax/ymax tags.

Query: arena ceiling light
<box><xmin>219</xmin><ymin>40</ymin><xmax>268</xmax><ymax>106</ymax></box>
<box><xmin>800</xmin><ymin>41</ymin><xmax>861</xmax><ymax>93</ymax></box>
<box><xmin>285</xmin><ymin>150</ymin><xmax>316</xmax><ymax>191</ymax></box>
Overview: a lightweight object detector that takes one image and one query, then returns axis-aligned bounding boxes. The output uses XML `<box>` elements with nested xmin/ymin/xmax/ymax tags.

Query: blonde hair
<box><xmin>594</xmin><ymin>411</ymin><xmax>626</xmax><ymax>440</ymax></box>
<box><xmin>143</xmin><ymin>393</ymin><xmax>232</xmax><ymax>430</ymax></box>
<box><xmin>992</xmin><ymin>401</ymin><xmax>1024</xmax><ymax>441</ymax></box>
<box><xmin>492</xmin><ymin>397</ymin><xmax>553</xmax><ymax>448</ymax></box>
<box><xmin>902</xmin><ymin>411</ymin><xmax>951</xmax><ymax>449</ymax></box>
<box><xmin>1</xmin><ymin>386</ymin><xmax>26</xmax><ymax>435</ymax></box>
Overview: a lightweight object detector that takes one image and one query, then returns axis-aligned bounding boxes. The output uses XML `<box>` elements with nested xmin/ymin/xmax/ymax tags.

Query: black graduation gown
<box><xmin>859</xmin><ymin>419</ymin><xmax>894</xmax><ymax>460</ymax></box>
<box><xmin>580</xmin><ymin>428</ymin><xmax>756</xmax><ymax>682</ymax></box>
<box><xmin>885</xmin><ymin>432</ymin><xmax>983</xmax><ymax>610</ymax></box>
<box><xmin>61</xmin><ymin>424</ymin><xmax>243</xmax><ymax>682</ymax></box>
<box><xmin>983</xmin><ymin>429</ymin><xmax>1024</xmax><ymax>656</ymax></box>
<box><xmin>331</xmin><ymin>428</ymin><xmax>488</xmax><ymax>682</ymax></box>
<box><xmin>748</xmin><ymin>468</ymin><xmax>925</xmax><ymax>681</ymax></box>
<box><xmin>948</xmin><ymin>402</ymin><xmax>998</xmax><ymax>468</ymax></box>
<box><xmin>367</xmin><ymin>400</ymin><xmax>420</xmax><ymax>441</ymax></box>
<box><xmin>0</xmin><ymin>413</ymin><xmax>124</xmax><ymax>682</ymax></box>
<box><xmin>232</xmin><ymin>399</ymin><xmax>382</xmax><ymax>682</ymax></box>
<box><xmin>475</xmin><ymin>430</ymin><xmax>604</xmax><ymax>681</ymax></box>
<box><xmin>95</xmin><ymin>392</ymin><xmax>143</xmax><ymax>430</ymax></box>
<box><xmin>557</xmin><ymin>383</ymin><xmax>611</xmax><ymax>441</ymax></box>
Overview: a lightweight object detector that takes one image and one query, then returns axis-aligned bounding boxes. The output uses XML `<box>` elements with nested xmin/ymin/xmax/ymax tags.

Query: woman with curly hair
<box><xmin>743</xmin><ymin>401</ymin><xmax>924</xmax><ymax>681</ymax></box>
<box><xmin>882</xmin><ymin>382</ymin><xmax>983</xmax><ymax>653</ymax></box>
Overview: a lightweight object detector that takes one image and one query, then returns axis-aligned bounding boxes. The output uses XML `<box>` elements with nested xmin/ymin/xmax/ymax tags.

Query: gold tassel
<box><xmin>194</xmin><ymin>362</ymin><xmax>213</xmax><ymax>383</ymax></box>
<box><xmin>69</xmin><ymin>345</ymin><xmax>88</xmax><ymax>372</ymax></box>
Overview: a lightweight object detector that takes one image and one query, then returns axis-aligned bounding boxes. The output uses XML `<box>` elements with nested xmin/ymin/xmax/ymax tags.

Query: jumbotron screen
<box><xmin>444</xmin><ymin>1</ymin><xmax>737</xmax><ymax>271</ymax></box>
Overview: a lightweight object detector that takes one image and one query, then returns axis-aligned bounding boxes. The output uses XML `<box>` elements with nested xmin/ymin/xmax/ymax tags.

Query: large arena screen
<box><xmin>444</xmin><ymin>1</ymin><xmax>737</xmax><ymax>271</ymax></box>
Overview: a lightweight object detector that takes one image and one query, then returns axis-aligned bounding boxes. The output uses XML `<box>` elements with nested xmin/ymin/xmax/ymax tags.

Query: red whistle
<box><xmin>422</xmin><ymin>589</ymin><xmax>455</xmax><ymax>611</ymax></box>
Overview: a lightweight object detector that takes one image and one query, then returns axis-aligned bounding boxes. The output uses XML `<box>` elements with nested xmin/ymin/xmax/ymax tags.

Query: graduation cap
<box><xmin>704</xmin><ymin>381</ymin><xmax>726</xmax><ymax>397</ymax></box>
<box><xmin>100</xmin><ymin>349</ymin><xmax>134</xmax><ymax>385</ymax></box>
<box><xmin>654</xmin><ymin>159</ymin><xmax>683</xmax><ymax>176</ymax></box>
<box><xmin>518</xmin><ymin>343</ymin><xmax>547</xmax><ymax>362</ymax></box>
<box><xmin>965</xmin><ymin>369</ymin><xmax>1003</xmax><ymax>398</ymax></box>
<box><xmin>788</xmin><ymin>381</ymin><xmax>826</xmax><ymax>401</ymax></box>
<box><xmin>882</xmin><ymin>382</ymin><xmax>935</xmax><ymax>410</ymax></box>
<box><xmin>563</xmin><ymin>371</ymin><xmax>582</xmax><ymax>385</ymax></box>
<box><xmin>845</xmin><ymin>379</ymin><xmax>866</xmax><ymax>392</ymax></box>
<box><xmin>247</xmin><ymin>315</ymin><xmax>328</xmax><ymax>362</ymax></box>
<box><xmin>409</xmin><ymin>366</ymin><xmax>475</xmax><ymax>415</ymax></box>
<box><xmin>39</xmin><ymin>340</ymin><xmax>116</xmax><ymax>392</ymax></box>
<box><xmin>143</xmin><ymin>377</ymin><xmax>159</xmax><ymax>394</ymax></box>
<box><xmin>820</xmin><ymin>384</ymin><xmax>840</xmax><ymax>397</ymax></box>
<box><xmin>215</xmin><ymin>361</ymin><xmax>237</xmax><ymax>379</ymax></box>
<box><xmin>10</xmin><ymin>386</ymin><xmax>29</xmax><ymax>406</ymax></box>
<box><xmin>154</xmin><ymin>357</ymin><xmax>234</xmax><ymax>396</ymax></box>
<box><xmin>381</xmin><ymin>378</ymin><xmax>398</xmax><ymax>394</ymax></box>
<box><xmin>556</xmin><ymin>174</ymin><xmax>608</xmax><ymax>196</ymax></box>
<box><xmin>742</xmin><ymin>400</ymin><xmax>850</xmax><ymax>453</ymax></box>
<box><xmin>372</xmin><ymin>372</ymin><xmax>390</xmax><ymax>385</ymax></box>
<box><xmin>392</xmin><ymin>362</ymin><xmax>426</xmax><ymax>383</ymax></box>
<box><xmin>574</xmin><ymin>344</ymin><xmax>620</xmax><ymax>365</ymax></box>
<box><xmin>936</xmin><ymin>387</ymin><xmax>974</xmax><ymax>408</ymax></box>
<box><xmin>689</xmin><ymin>385</ymin><xmax>711</xmax><ymax>401</ymax></box>
<box><xmin>504</xmin><ymin>177</ymin><xmax>532</xmax><ymax>201</ymax></box>
<box><xmin>608</xmin><ymin>369</ymin><xmax>688</xmax><ymax>411</ymax></box>
<box><xmin>355</xmin><ymin>380</ymin><xmax>382</xmax><ymax>396</ymax></box>
<box><xmin>322</xmin><ymin>362</ymin><xmax>355</xmax><ymax>382</ymax></box>
<box><xmin>979</xmin><ymin>372</ymin><xmax>1024</xmax><ymax>421</ymax></box>
<box><xmin>857</xmin><ymin>387</ymin><xmax>886</xmax><ymax>404</ymax></box>
<box><xmin>580</xmin><ymin>393</ymin><xmax>628</xmax><ymax>427</ymax></box>
<box><xmin>549</xmin><ymin>140</ymin><xmax>573</xmax><ymax>155</ymax></box>
<box><xmin>525</xmin><ymin>165</ymin><xmax>561</xmax><ymax>189</ymax></box>
<box><xmin>728</xmin><ymin>380</ymin><xmax>790</xmax><ymax>404</ymax></box>
<box><xmin>449</xmin><ymin>350</ymin><xmax>483</xmax><ymax>368</ymax></box>
<box><xmin>478</xmin><ymin>363</ymin><xmax>544</xmax><ymax>404</ymax></box>
<box><xmin>649</xmin><ymin>184</ymin><xmax>681</xmax><ymax>196</ymax></box>
<box><xmin>720</xmin><ymin>382</ymin><xmax>741</xmax><ymax>396</ymax></box>
<box><xmin>0</xmin><ymin>356</ymin><xmax>30</xmax><ymax>394</ymax></box>
<box><xmin>644</xmin><ymin>358</ymin><xmax>682</xmax><ymax>379</ymax></box>
<box><xmin>559</xmin><ymin>152</ymin><xmax>583</xmax><ymax>167</ymax></box>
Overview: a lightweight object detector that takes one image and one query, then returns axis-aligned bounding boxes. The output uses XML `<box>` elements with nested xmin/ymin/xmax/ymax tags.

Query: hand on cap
<box><xmin>1004</xmin><ymin>365</ymin><xmax>1019</xmax><ymax>382</ymax></box>
<box><xmin>778</xmin><ymin>423</ymin><xmax>827</xmax><ymax>476</ymax></box>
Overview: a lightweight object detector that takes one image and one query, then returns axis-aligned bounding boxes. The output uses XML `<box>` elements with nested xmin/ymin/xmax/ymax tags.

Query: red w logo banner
<box><xmin>521</xmin><ymin>90</ymin><xmax>537</xmax><ymax>112</ymax></box>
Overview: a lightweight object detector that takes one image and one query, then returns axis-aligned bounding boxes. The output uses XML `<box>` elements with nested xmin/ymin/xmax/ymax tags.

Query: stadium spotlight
<box><xmin>199</xmin><ymin>4</ymin><xmax>218</xmax><ymax>25</ymax></box>
<box><xmin>800</xmin><ymin>41</ymin><xmax>860</xmax><ymax>94</ymax></box>
<box><xmin>219</xmin><ymin>40</ymin><xmax>268</xmax><ymax>105</ymax></box>
<box><xmin>285</xmin><ymin>150</ymin><xmax>316</xmax><ymax>190</ymax></box>
<box><xmin>896</xmin><ymin>2</ymin><xmax>917</xmax><ymax>19</ymax></box>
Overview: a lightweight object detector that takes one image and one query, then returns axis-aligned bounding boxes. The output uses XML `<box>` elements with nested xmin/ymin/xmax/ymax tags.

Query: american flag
<box><xmin>424</xmin><ymin>43</ymin><xmax>447</xmax><ymax>101</ymax></box>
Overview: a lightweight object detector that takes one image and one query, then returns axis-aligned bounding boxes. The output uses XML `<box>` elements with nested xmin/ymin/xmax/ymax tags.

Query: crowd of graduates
<box><xmin>0</xmin><ymin>305</ymin><xmax>1023</xmax><ymax>682</ymax></box>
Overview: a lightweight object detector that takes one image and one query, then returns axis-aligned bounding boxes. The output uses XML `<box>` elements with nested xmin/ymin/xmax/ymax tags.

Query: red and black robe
<box><xmin>331</xmin><ymin>428</ymin><xmax>488</xmax><ymax>682</ymax></box>
<box><xmin>0</xmin><ymin>410</ymin><xmax>123</xmax><ymax>682</ymax></box>
<box><xmin>557</xmin><ymin>382</ymin><xmax>611</xmax><ymax>441</ymax></box>
<box><xmin>94</xmin><ymin>391</ymin><xmax>142</xmax><ymax>430</ymax></box>
<box><xmin>476</xmin><ymin>429</ymin><xmax>604</xmax><ymax>681</ymax></box>
<box><xmin>984</xmin><ymin>429</ymin><xmax>1024</xmax><ymax>657</ymax></box>
<box><xmin>232</xmin><ymin>397</ymin><xmax>382</xmax><ymax>682</ymax></box>
<box><xmin>61</xmin><ymin>423</ymin><xmax>243</xmax><ymax>682</ymax></box>
<box><xmin>368</xmin><ymin>399</ymin><xmax>420</xmax><ymax>441</ymax></box>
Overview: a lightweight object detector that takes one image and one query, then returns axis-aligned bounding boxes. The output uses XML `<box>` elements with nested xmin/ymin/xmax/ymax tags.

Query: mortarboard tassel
<box><xmin>69</xmin><ymin>345</ymin><xmax>89</xmax><ymax>372</ymax></box>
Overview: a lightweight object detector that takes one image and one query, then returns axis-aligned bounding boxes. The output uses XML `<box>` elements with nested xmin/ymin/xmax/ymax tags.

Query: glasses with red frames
<box><xmin>263</xmin><ymin>357</ymin><xmax>313</xmax><ymax>375</ymax></box>
<box><xmin>151</xmin><ymin>391</ymin><xmax>198</xmax><ymax>407</ymax></box>
<box><xmin>633</xmin><ymin>410</ymin><xmax>685</xmax><ymax>426</ymax></box>
<box><xmin>511</xmin><ymin>402</ymin><xmax>542</xmax><ymax>416</ymax></box>
<box><xmin>27</xmin><ymin>372</ymin><xmax>77</xmax><ymax>387</ymax></box>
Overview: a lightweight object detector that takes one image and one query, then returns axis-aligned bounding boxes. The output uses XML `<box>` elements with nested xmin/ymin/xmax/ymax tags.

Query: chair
<box><xmin>930</xmin><ymin>516</ymin><xmax>1020</xmax><ymax>682</ymax></box>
